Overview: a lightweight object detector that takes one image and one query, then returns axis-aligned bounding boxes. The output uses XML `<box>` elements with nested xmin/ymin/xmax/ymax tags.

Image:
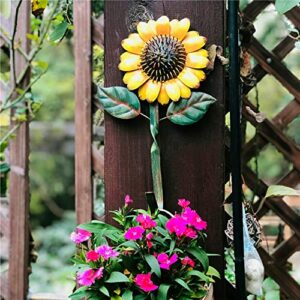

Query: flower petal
<box><xmin>121</xmin><ymin>33</ymin><xmax>146</xmax><ymax>54</ymax></box>
<box><xmin>175</xmin><ymin>79</ymin><xmax>191</xmax><ymax>99</ymax></box>
<box><xmin>156</xmin><ymin>16</ymin><xmax>170</xmax><ymax>35</ymax></box>
<box><xmin>124</xmin><ymin>70</ymin><xmax>149</xmax><ymax>90</ymax></box>
<box><xmin>178</xmin><ymin>67</ymin><xmax>200</xmax><ymax>88</ymax></box>
<box><xmin>138</xmin><ymin>81</ymin><xmax>149</xmax><ymax>101</ymax></box>
<box><xmin>119</xmin><ymin>52</ymin><xmax>141</xmax><ymax>71</ymax></box>
<box><xmin>170</xmin><ymin>18</ymin><xmax>190</xmax><ymax>41</ymax></box>
<box><xmin>182</xmin><ymin>32</ymin><xmax>207</xmax><ymax>53</ymax></box>
<box><xmin>165</xmin><ymin>79</ymin><xmax>181</xmax><ymax>102</ymax></box>
<box><xmin>187</xmin><ymin>67</ymin><xmax>206</xmax><ymax>81</ymax></box>
<box><xmin>145</xmin><ymin>80</ymin><xmax>161</xmax><ymax>103</ymax></box>
<box><xmin>186</xmin><ymin>51</ymin><xmax>210</xmax><ymax>69</ymax></box>
<box><xmin>157</xmin><ymin>83</ymin><xmax>170</xmax><ymax>105</ymax></box>
<box><xmin>137</xmin><ymin>21</ymin><xmax>157</xmax><ymax>42</ymax></box>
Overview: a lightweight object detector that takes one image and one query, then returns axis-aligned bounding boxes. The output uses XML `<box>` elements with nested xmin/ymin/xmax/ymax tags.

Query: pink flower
<box><xmin>77</xmin><ymin>267</ymin><xmax>104</xmax><ymax>286</ymax></box>
<box><xmin>166</xmin><ymin>215</ymin><xmax>187</xmax><ymax>237</ymax></box>
<box><xmin>181</xmin><ymin>208</ymin><xmax>207</xmax><ymax>230</ymax></box>
<box><xmin>184</xmin><ymin>228</ymin><xmax>197</xmax><ymax>239</ymax></box>
<box><xmin>86</xmin><ymin>250</ymin><xmax>100</xmax><ymax>262</ymax></box>
<box><xmin>147</xmin><ymin>240</ymin><xmax>153</xmax><ymax>249</ymax></box>
<box><xmin>136</xmin><ymin>214</ymin><xmax>157</xmax><ymax>229</ymax></box>
<box><xmin>157</xmin><ymin>253</ymin><xmax>178</xmax><ymax>270</ymax></box>
<box><xmin>146</xmin><ymin>232</ymin><xmax>154</xmax><ymax>240</ymax></box>
<box><xmin>96</xmin><ymin>244</ymin><xmax>119</xmax><ymax>260</ymax></box>
<box><xmin>124</xmin><ymin>226</ymin><xmax>145</xmax><ymax>240</ymax></box>
<box><xmin>181</xmin><ymin>256</ymin><xmax>195</xmax><ymax>268</ymax></box>
<box><xmin>192</xmin><ymin>216</ymin><xmax>207</xmax><ymax>230</ymax></box>
<box><xmin>124</xmin><ymin>195</ymin><xmax>133</xmax><ymax>205</ymax></box>
<box><xmin>70</xmin><ymin>228</ymin><xmax>92</xmax><ymax>244</ymax></box>
<box><xmin>178</xmin><ymin>199</ymin><xmax>191</xmax><ymax>208</ymax></box>
<box><xmin>135</xmin><ymin>273</ymin><xmax>158</xmax><ymax>292</ymax></box>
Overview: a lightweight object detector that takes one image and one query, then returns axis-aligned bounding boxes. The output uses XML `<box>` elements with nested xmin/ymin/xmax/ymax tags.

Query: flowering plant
<box><xmin>69</xmin><ymin>196</ymin><xmax>220</xmax><ymax>300</ymax></box>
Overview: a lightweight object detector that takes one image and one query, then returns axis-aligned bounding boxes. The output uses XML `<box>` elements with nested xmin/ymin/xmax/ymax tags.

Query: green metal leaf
<box><xmin>166</xmin><ymin>92</ymin><xmax>216</xmax><ymax>125</ymax></box>
<box><xmin>187</xmin><ymin>247</ymin><xmax>209</xmax><ymax>272</ymax></box>
<box><xmin>145</xmin><ymin>254</ymin><xmax>161</xmax><ymax>278</ymax></box>
<box><xmin>97</xmin><ymin>86</ymin><xmax>141</xmax><ymax>119</ymax></box>
<box><xmin>105</xmin><ymin>271</ymin><xmax>130</xmax><ymax>283</ymax></box>
<box><xmin>275</xmin><ymin>0</ymin><xmax>299</xmax><ymax>14</ymax></box>
<box><xmin>157</xmin><ymin>284</ymin><xmax>170</xmax><ymax>300</ymax></box>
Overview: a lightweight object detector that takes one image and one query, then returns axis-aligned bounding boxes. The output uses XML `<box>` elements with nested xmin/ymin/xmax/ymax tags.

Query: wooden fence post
<box><xmin>8</xmin><ymin>1</ymin><xmax>31</xmax><ymax>299</ymax></box>
<box><xmin>104</xmin><ymin>1</ymin><xmax>226</xmax><ymax>298</ymax></box>
<box><xmin>74</xmin><ymin>0</ymin><xmax>93</xmax><ymax>224</ymax></box>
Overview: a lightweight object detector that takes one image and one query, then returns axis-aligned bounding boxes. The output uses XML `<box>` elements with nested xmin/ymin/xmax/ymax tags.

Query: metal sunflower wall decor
<box><xmin>96</xmin><ymin>16</ymin><xmax>217</xmax><ymax>205</ymax></box>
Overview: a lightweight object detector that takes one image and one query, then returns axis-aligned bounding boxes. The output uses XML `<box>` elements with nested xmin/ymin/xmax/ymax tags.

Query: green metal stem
<box><xmin>149</xmin><ymin>103</ymin><xmax>163</xmax><ymax>207</ymax></box>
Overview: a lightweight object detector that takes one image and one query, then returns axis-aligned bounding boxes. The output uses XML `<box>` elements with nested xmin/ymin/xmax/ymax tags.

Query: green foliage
<box><xmin>265</xmin><ymin>185</ymin><xmax>300</xmax><ymax>198</ymax></box>
<box><xmin>166</xmin><ymin>92</ymin><xmax>216</xmax><ymax>125</ymax></box>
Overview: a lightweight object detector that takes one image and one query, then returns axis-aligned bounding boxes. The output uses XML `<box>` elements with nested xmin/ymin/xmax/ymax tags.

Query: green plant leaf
<box><xmin>49</xmin><ymin>21</ymin><xmax>68</xmax><ymax>42</ymax></box>
<box><xmin>0</xmin><ymin>0</ymin><xmax>11</xmax><ymax>18</ymax></box>
<box><xmin>166</xmin><ymin>92</ymin><xmax>216</xmax><ymax>125</ymax></box>
<box><xmin>145</xmin><ymin>254</ymin><xmax>161</xmax><ymax>278</ymax></box>
<box><xmin>185</xmin><ymin>270</ymin><xmax>210</xmax><ymax>282</ymax></box>
<box><xmin>69</xmin><ymin>286</ymin><xmax>88</xmax><ymax>300</ymax></box>
<box><xmin>99</xmin><ymin>285</ymin><xmax>110</xmax><ymax>297</ymax></box>
<box><xmin>96</xmin><ymin>86</ymin><xmax>141</xmax><ymax>119</ymax></box>
<box><xmin>187</xmin><ymin>247</ymin><xmax>209</xmax><ymax>272</ymax></box>
<box><xmin>157</xmin><ymin>284</ymin><xmax>170</xmax><ymax>300</ymax></box>
<box><xmin>0</xmin><ymin>162</ymin><xmax>10</xmax><ymax>173</ymax></box>
<box><xmin>275</xmin><ymin>0</ymin><xmax>299</xmax><ymax>14</ymax></box>
<box><xmin>122</xmin><ymin>290</ymin><xmax>133</xmax><ymax>300</ymax></box>
<box><xmin>175</xmin><ymin>278</ymin><xmax>191</xmax><ymax>291</ymax></box>
<box><xmin>206</xmin><ymin>266</ymin><xmax>220</xmax><ymax>279</ymax></box>
<box><xmin>105</xmin><ymin>271</ymin><xmax>130</xmax><ymax>283</ymax></box>
<box><xmin>265</xmin><ymin>185</ymin><xmax>300</xmax><ymax>198</ymax></box>
<box><xmin>78</xmin><ymin>221</ymin><xmax>120</xmax><ymax>233</ymax></box>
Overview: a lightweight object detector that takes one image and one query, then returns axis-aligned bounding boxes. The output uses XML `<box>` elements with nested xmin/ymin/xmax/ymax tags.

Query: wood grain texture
<box><xmin>74</xmin><ymin>0</ymin><xmax>93</xmax><ymax>224</ymax></box>
<box><xmin>8</xmin><ymin>1</ymin><xmax>31</xmax><ymax>299</ymax></box>
<box><xmin>104</xmin><ymin>1</ymin><xmax>226</xmax><ymax>298</ymax></box>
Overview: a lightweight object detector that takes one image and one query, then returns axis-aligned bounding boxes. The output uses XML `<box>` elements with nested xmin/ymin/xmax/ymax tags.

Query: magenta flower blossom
<box><xmin>124</xmin><ymin>226</ymin><xmax>145</xmax><ymax>240</ymax></box>
<box><xmin>166</xmin><ymin>215</ymin><xmax>187</xmax><ymax>237</ymax></box>
<box><xmin>157</xmin><ymin>253</ymin><xmax>178</xmax><ymax>270</ymax></box>
<box><xmin>86</xmin><ymin>250</ymin><xmax>100</xmax><ymax>262</ymax></box>
<box><xmin>136</xmin><ymin>214</ymin><xmax>157</xmax><ymax>229</ymax></box>
<box><xmin>146</xmin><ymin>232</ymin><xmax>154</xmax><ymax>240</ymax></box>
<box><xmin>70</xmin><ymin>228</ymin><xmax>92</xmax><ymax>244</ymax></box>
<box><xmin>96</xmin><ymin>244</ymin><xmax>119</xmax><ymax>260</ymax></box>
<box><xmin>178</xmin><ymin>199</ymin><xmax>191</xmax><ymax>208</ymax></box>
<box><xmin>181</xmin><ymin>207</ymin><xmax>207</xmax><ymax>230</ymax></box>
<box><xmin>124</xmin><ymin>194</ymin><xmax>133</xmax><ymax>205</ymax></box>
<box><xmin>77</xmin><ymin>267</ymin><xmax>104</xmax><ymax>286</ymax></box>
<box><xmin>135</xmin><ymin>273</ymin><xmax>158</xmax><ymax>292</ymax></box>
<box><xmin>184</xmin><ymin>227</ymin><xmax>197</xmax><ymax>239</ymax></box>
<box><xmin>181</xmin><ymin>256</ymin><xmax>195</xmax><ymax>268</ymax></box>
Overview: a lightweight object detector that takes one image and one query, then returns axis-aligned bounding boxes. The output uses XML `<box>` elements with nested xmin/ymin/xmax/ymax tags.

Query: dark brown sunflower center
<box><xmin>141</xmin><ymin>35</ymin><xmax>186</xmax><ymax>82</ymax></box>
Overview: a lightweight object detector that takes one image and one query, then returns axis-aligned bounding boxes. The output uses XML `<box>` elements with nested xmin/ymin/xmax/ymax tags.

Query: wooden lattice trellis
<box><xmin>242</xmin><ymin>1</ymin><xmax>300</xmax><ymax>299</ymax></box>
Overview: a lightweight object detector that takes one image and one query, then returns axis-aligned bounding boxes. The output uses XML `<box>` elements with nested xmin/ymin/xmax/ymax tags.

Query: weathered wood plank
<box><xmin>105</xmin><ymin>1</ymin><xmax>226</xmax><ymax>298</ymax></box>
<box><xmin>8</xmin><ymin>1</ymin><xmax>31</xmax><ymax>299</ymax></box>
<box><xmin>74</xmin><ymin>0</ymin><xmax>93</xmax><ymax>224</ymax></box>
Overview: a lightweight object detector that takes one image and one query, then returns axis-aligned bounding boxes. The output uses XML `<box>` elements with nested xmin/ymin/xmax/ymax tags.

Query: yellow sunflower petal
<box><xmin>118</xmin><ymin>52</ymin><xmax>141</xmax><ymax>71</ymax></box>
<box><xmin>156</xmin><ymin>16</ymin><xmax>170</xmax><ymax>35</ymax></box>
<box><xmin>182</xmin><ymin>33</ymin><xmax>207</xmax><ymax>53</ymax></box>
<box><xmin>145</xmin><ymin>80</ymin><xmax>161</xmax><ymax>103</ymax></box>
<box><xmin>170</xmin><ymin>18</ymin><xmax>190</xmax><ymax>41</ymax></box>
<box><xmin>138</xmin><ymin>82</ymin><xmax>148</xmax><ymax>101</ymax></box>
<box><xmin>137</xmin><ymin>21</ymin><xmax>156</xmax><ymax>42</ymax></box>
<box><xmin>187</xmin><ymin>67</ymin><xmax>206</xmax><ymax>81</ymax></box>
<box><xmin>165</xmin><ymin>79</ymin><xmax>181</xmax><ymax>101</ymax></box>
<box><xmin>157</xmin><ymin>83</ymin><xmax>170</xmax><ymax>105</ymax></box>
<box><xmin>186</xmin><ymin>51</ymin><xmax>210</xmax><ymax>69</ymax></box>
<box><xmin>124</xmin><ymin>70</ymin><xmax>149</xmax><ymax>90</ymax></box>
<box><xmin>178</xmin><ymin>67</ymin><xmax>200</xmax><ymax>88</ymax></box>
<box><xmin>175</xmin><ymin>79</ymin><xmax>191</xmax><ymax>99</ymax></box>
<box><xmin>121</xmin><ymin>33</ymin><xmax>146</xmax><ymax>54</ymax></box>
